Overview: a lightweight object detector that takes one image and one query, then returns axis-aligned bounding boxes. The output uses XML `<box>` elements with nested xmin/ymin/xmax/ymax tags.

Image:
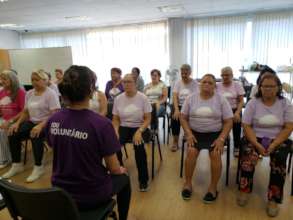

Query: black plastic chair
<box><xmin>179</xmin><ymin>136</ymin><xmax>231</xmax><ymax>186</ymax></box>
<box><xmin>0</xmin><ymin>179</ymin><xmax>117</xmax><ymax>220</ymax></box>
<box><xmin>0</xmin><ymin>193</ymin><xmax>5</xmax><ymax>211</ymax></box>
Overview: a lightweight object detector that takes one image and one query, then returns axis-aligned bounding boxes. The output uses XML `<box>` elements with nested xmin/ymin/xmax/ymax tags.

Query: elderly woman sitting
<box><xmin>238</xmin><ymin>73</ymin><xmax>293</xmax><ymax>217</ymax></box>
<box><xmin>180</xmin><ymin>74</ymin><xmax>233</xmax><ymax>203</ymax></box>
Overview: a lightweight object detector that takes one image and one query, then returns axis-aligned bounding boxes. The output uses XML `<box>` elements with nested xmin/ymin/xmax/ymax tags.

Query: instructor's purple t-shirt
<box><xmin>45</xmin><ymin>108</ymin><xmax>121</xmax><ymax>207</ymax></box>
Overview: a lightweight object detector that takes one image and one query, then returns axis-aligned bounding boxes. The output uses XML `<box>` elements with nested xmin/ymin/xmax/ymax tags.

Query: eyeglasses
<box><xmin>261</xmin><ymin>85</ymin><xmax>278</xmax><ymax>89</ymax></box>
<box><xmin>122</xmin><ymin>80</ymin><xmax>134</xmax><ymax>84</ymax></box>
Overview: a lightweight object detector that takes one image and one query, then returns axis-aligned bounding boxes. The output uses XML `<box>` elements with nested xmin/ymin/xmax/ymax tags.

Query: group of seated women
<box><xmin>0</xmin><ymin>64</ymin><xmax>292</xmax><ymax>219</ymax></box>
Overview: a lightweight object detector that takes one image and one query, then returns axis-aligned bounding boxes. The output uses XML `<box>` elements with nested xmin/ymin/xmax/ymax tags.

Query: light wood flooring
<box><xmin>0</xmin><ymin>135</ymin><xmax>292</xmax><ymax>220</ymax></box>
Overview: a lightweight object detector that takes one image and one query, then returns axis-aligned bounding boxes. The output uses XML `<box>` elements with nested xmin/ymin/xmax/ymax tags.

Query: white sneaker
<box><xmin>0</xmin><ymin>162</ymin><xmax>10</xmax><ymax>169</ymax></box>
<box><xmin>26</xmin><ymin>165</ymin><xmax>44</xmax><ymax>183</ymax></box>
<box><xmin>2</xmin><ymin>163</ymin><xmax>24</xmax><ymax>178</ymax></box>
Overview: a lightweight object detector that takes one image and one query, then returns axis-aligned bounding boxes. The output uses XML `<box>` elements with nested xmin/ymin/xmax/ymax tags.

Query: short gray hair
<box><xmin>181</xmin><ymin>64</ymin><xmax>192</xmax><ymax>72</ymax></box>
<box><xmin>221</xmin><ymin>66</ymin><xmax>233</xmax><ymax>75</ymax></box>
<box><xmin>0</xmin><ymin>70</ymin><xmax>21</xmax><ymax>101</ymax></box>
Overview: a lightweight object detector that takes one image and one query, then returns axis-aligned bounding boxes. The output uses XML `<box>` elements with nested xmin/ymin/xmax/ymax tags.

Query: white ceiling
<box><xmin>0</xmin><ymin>0</ymin><xmax>293</xmax><ymax>32</ymax></box>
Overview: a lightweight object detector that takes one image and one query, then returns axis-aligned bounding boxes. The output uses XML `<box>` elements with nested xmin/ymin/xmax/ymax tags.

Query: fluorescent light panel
<box><xmin>158</xmin><ymin>5</ymin><xmax>185</xmax><ymax>13</ymax></box>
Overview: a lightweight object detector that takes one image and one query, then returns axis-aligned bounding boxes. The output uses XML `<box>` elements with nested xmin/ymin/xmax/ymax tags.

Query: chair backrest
<box><xmin>0</xmin><ymin>179</ymin><xmax>80</xmax><ymax>220</ymax></box>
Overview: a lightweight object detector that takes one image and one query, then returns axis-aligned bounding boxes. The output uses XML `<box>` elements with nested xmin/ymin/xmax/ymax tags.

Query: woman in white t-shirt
<box><xmin>89</xmin><ymin>87</ymin><xmax>108</xmax><ymax>117</ymax></box>
<box><xmin>2</xmin><ymin>70</ymin><xmax>60</xmax><ymax>182</ymax></box>
<box><xmin>112</xmin><ymin>74</ymin><xmax>152</xmax><ymax>192</ymax></box>
<box><xmin>144</xmin><ymin>69</ymin><xmax>167</xmax><ymax>130</ymax></box>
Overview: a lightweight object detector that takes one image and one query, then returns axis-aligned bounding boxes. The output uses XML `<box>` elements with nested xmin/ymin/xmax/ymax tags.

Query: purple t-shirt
<box><xmin>113</xmin><ymin>91</ymin><xmax>152</xmax><ymax>128</ymax></box>
<box><xmin>242</xmin><ymin>98</ymin><xmax>293</xmax><ymax>139</ymax></box>
<box><xmin>181</xmin><ymin>92</ymin><xmax>233</xmax><ymax>132</ymax></box>
<box><xmin>216</xmin><ymin>81</ymin><xmax>245</xmax><ymax>109</ymax></box>
<box><xmin>105</xmin><ymin>80</ymin><xmax>124</xmax><ymax>101</ymax></box>
<box><xmin>25</xmin><ymin>87</ymin><xmax>60</xmax><ymax>123</ymax></box>
<box><xmin>173</xmin><ymin>79</ymin><xmax>198</xmax><ymax>106</ymax></box>
<box><xmin>45</xmin><ymin>109</ymin><xmax>121</xmax><ymax>207</ymax></box>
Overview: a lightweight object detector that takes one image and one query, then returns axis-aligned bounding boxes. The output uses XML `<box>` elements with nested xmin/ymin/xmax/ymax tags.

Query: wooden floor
<box><xmin>0</xmin><ymin>134</ymin><xmax>292</xmax><ymax>220</ymax></box>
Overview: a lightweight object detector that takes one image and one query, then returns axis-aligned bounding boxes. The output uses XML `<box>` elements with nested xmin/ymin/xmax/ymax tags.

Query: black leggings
<box><xmin>232</xmin><ymin>108</ymin><xmax>242</xmax><ymax>150</ymax></box>
<box><xmin>111</xmin><ymin>174</ymin><xmax>131</xmax><ymax>220</ymax></box>
<box><xmin>117</xmin><ymin>126</ymin><xmax>149</xmax><ymax>184</ymax></box>
<box><xmin>78</xmin><ymin>174</ymin><xmax>131</xmax><ymax>220</ymax></box>
<box><xmin>9</xmin><ymin>121</ymin><xmax>44</xmax><ymax>166</ymax></box>
<box><xmin>171</xmin><ymin>105</ymin><xmax>182</xmax><ymax>136</ymax></box>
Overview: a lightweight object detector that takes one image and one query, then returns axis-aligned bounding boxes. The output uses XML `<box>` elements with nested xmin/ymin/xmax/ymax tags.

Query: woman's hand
<box><xmin>30</xmin><ymin>124</ymin><xmax>43</xmax><ymax>138</ymax></box>
<box><xmin>172</xmin><ymin>110</ymin><xmax>180</xmax><ymax>120</ymax></box>
<box><xmin>212</xmin><ymin>138</ymin><xmax>225</xmax><ymax>155</ymax></box>
<box><xmin>254</xmin><ymin>143</ymin><xmax>267</xmax><ymax>156</ymax></box>
<box><xmin>233</xmin><ymin>112</ymin><xmax>241</xmax><ymax>123</ymax></box>
<box><xmin>266</xmin><ymin>144</ymin><xmax>277</xmax><ymax>156</ymax></box>
<box><xmin>186</xmin><ymin>133</ymin><xmax>197</xmax><ymax>148</ymax></box>
<box><xmin>0</xmin><ymin>121</ymin><xmax>10</xmax><ymax>130</ymax></box>
<box><xmin>8</xmin><ymin>122</ymin><xmax>20</xmax><ymax>136</ymax></box>
<box><xmin>155</xmin><ymin>101</ymin><xmax>161</xmax><ymax>113</ymax></box>
<box><xmin>133</xmin><ymin>130</ymin><xmax>143</xmax><ymax>145</ymax></box>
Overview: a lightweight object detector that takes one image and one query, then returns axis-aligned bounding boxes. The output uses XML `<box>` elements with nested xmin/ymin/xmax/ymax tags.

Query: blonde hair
<box><xmin>32</xmin><ymin>69</ymin><xmax>48</xmax><ymax>81</ymax></box>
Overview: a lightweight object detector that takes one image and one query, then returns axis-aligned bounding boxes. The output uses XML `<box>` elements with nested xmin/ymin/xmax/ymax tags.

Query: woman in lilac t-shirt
<box><xmin>171</xmin><ymin>64</ymin><xmax>198</xmax><ymax>151</ymax></box>
<box><xmin>46</xmin><ymin>65</ymin><xmax>131</xmax><ymax>220</ymax></box>
<box><xmin>180</xmin><ymin>74</ymin><xmax>233</xmax><ymax>203</ymax></box>
<box><xmin>112</xmin><ymin>73</ymin><xmax>152</xmax><ymax>192</ymax></box>
<box><xmin>238</xmin><ymin>74</ymin><xmax>293</xmax><ymax>217</ymax></box>
<box><xmin>217</xmin><ymin>66</ymin><xmax>245</xmax><ymax>157</ymax></box>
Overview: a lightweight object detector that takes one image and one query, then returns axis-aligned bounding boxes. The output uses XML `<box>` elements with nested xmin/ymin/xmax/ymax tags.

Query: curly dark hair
<box><xmin>256</xmin><ymin>65</ymin><xmax>276</xmax><ymax>85</ymax></box>
<box><xmin>58</xmin><ymin>65</ymin><xmax>96</xmax><ymax>103</ymax></box>
<box><xmin>150</xmin><ymin>69</ymin><xmax>161</xmax><ymax>77</ymax></box>
<box><xmin>132</xmin><ymin>67</ymin><xmax>140</xmax><ymax>75</ymax></box>
<box><xmin>111</xmin><ymin>67</ymin><xmax>122</xmax><ymax>74</ymax></box>
<box><xmin>255</xmin><ymin>73</ymin><xmax>283</xmax><ymax>99</ymax></box>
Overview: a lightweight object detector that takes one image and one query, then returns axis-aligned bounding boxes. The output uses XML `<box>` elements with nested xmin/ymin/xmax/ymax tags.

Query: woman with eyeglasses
<box><xmin>180</xmin><ymin>74</ymin><xmax>233</xmax><ymax>203</ymax></box>
<box><xmin>112</xmin><ymin>74</ymin><xmax>152</xmax><ymax>192</ymax></box>
<box><xmin>238</xmin><ymin>73</ymin><xmax>293</xmax><ymax>217</ymax></box>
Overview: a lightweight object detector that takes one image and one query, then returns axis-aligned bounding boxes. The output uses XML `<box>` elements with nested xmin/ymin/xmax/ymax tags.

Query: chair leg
<box><xmin>23</xmin><ymin>140</ymin><xmax>28</xmax><ymax>165</ymax></box>
<box><xmin>180</xmin><ymin>139</ymin><xmax>185</xmax><ymax>178</ymax></box>
<box><xmin>225</xmin><ymin>138</ymin><xmax>230</xmax><ymax>186</ymax></box>
<box><xmin>151</xmin><ymin>138</ymin><xmax>155</xmax><ymax>179</ymax></box>
<box><xmin>236</xmin><ymin>144</ymin><xmax>242</xmax><ymax>185</ymax></box>
<box><xmin>287</xmin><ymin>152</ymin><xmax>292</xmax><ymax>174</ymax></box>
<box><xmin>291</xmin><ymin>161</ymin><xmax>293</xmax><ymax>196</ymax></box>
<box><xmin>123</xmin><ymin>145</ymin><xmax>128</xmax><ymax>159</ymax></box>
<box><xmin>109</xmin><ymin>211</ymin><xmax>117</xmax><ymax>220</ymax></box>
<box><xmin>156</xmin><ymin>133</ymin><xmax>163</xmax><ymax>161</ymax></box>
<box><xmin>167</xmin><ymin>116</ymin><xmax>170</xmax><ymax>145</ymax></box>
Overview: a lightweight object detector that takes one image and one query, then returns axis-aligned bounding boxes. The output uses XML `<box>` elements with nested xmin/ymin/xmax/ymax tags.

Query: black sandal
<box><xmin>203</xmin><ymin>191</ymin><xmax>218</xmax><ymax>204</ymax></box>
<box><xmin>181</xmin><ymin>188</ymin><xmax>192</xmax><ymax>200</ymax></box>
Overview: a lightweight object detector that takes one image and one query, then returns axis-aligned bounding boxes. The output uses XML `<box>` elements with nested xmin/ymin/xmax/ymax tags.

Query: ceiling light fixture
<box><xmin>0</xmin><ymin>0</ymin><xmax>9</xmax><ymax>3</ymax></box>
<box><xmin>158</xmin><ymin>5</ymin><xmax>185</xmax><ymax>13</ymax></box>
<box><xmin>0</xmin><ymin>23</ymin><xmax>24</xmax><ymax>28</ymax></box>
<box><xmin>64</xmin><ymin>16</ymin><xmax>91</xmax><ymax>21</ymax></box>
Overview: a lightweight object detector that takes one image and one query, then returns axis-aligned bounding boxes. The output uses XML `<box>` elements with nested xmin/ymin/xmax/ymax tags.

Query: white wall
<box><xmin>0</xmin><ymin>30</ymin><xmax>20</xmax><ymax>49</ymax></box>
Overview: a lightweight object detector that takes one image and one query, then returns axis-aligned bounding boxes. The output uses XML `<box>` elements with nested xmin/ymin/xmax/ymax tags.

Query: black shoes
<box><xmin>181</xmin><ymin>188</ymin><xmax>192</xmax><ymax>200</ymax></box>
<box><xmin>139</xmin><ymin>182</ymin><xmax>149</xmax><ymax>192</ymax></box>
<box><xmin>203</xmin><ymin>191</ymin><xmax>218</xmax><ymax>204</ymax></box>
